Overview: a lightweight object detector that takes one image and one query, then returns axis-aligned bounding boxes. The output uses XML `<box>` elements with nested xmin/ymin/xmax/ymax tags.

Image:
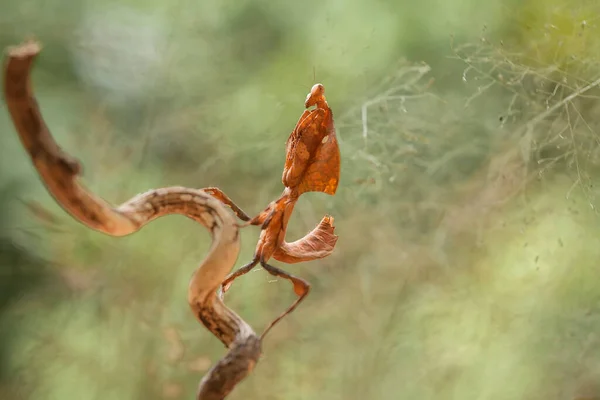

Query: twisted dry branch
<box><xmin>3</xmin><ymin>41</ymin><xmax>260</xmax><ymax>400</ymax></box>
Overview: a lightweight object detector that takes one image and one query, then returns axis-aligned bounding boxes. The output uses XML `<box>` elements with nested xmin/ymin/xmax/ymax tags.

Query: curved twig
<box><xmin>3</xmin><ymin>40</ymin><xmax>261</xmax><ymax>400</ymax></box>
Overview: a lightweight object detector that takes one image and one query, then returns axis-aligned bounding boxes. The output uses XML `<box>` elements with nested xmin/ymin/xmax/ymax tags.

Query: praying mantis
<box><xmin>206</xmin><ymin>82</ymin><xmax>341</xmax><ymax>337</ymax></box>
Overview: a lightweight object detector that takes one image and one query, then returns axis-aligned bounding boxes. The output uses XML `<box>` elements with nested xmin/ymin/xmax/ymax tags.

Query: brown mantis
<box><xmin>206</xmin><ymin>82</ymin><xmax>341</xmax><ymax>337</ymax></box>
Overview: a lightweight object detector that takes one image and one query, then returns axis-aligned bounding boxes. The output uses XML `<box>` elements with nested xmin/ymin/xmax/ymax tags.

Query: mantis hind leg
<box><xmin>259</xmin><ymin>260</ymin><xmax>310</xmax><ymax>339</ymax></box>
<box><xmin>219</xmin><ymin>256</ymin><xmax>260</xmax><ymax>297</ymax></box>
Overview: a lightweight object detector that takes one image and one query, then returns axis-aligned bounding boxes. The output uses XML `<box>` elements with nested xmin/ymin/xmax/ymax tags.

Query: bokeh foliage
<box><xmin>2</xmin><ymin>0</ymin><xmax>600</xmax><ymax>399</ymax></box>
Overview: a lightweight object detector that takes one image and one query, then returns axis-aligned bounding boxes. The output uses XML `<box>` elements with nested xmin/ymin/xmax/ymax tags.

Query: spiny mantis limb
<box><xmin>259</xmin><ymin>259</ymin><xmax>310</xmax><ymax>339</ymax></box>
<box><xmin>220</xmin><ymin>256</ymin><xmax>260</xmax><ymax>294</ymax></box>
<box><xmin>203</xmin><ymin>187</ymin><xmax>252</xmax><ymax>222</ymax></box>
<box><xmin>4</xmin><ymin>40</ymin><xmax>261</xmax><ymax>400</ymax></box>
<box><xmin>218</xmin><ymin>255</ymin><xmax>310</xmax><ymax>339</ymax></box>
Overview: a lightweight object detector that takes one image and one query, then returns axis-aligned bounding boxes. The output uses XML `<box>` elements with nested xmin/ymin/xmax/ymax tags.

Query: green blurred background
<box><xmin>2</xmin><ymin>0</ymin><xmax>600</xmax><ymax>399</ymax></box>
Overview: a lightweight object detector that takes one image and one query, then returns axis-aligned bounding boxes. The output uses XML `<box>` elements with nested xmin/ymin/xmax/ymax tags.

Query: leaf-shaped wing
<box><xmin>296</xmin><ymin>109</ymin><xmax>340</xmax><ymax>195</ymax></box>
